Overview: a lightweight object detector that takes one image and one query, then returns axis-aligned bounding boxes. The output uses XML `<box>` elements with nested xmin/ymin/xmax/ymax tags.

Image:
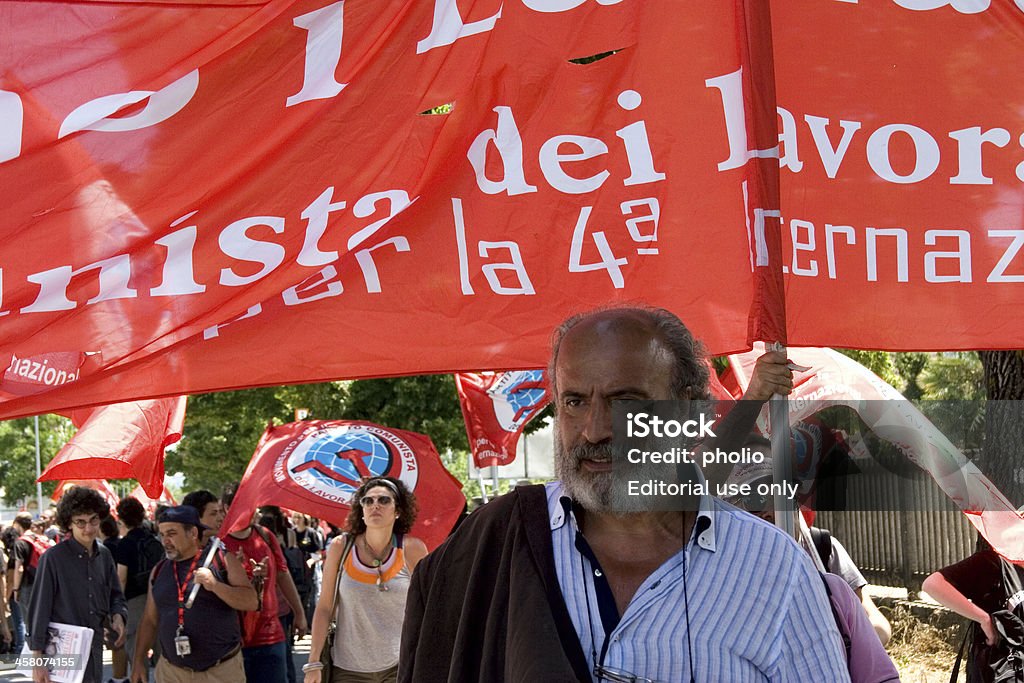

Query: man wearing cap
<box><xmin>401</xmin><ymin>305</ymin><xmax>850</xmax><ymax>682</ymax></box>
<box><xmin>131</xmin><ymin>506</ymin><xmax>257</xmax><ymax>683</ymax></box>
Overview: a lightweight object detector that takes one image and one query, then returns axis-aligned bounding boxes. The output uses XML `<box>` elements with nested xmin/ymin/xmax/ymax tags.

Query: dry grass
<box><xmin>887</xmin><ymin>605</ymin><xmax>967</xmax><ymax>683</ymax></box>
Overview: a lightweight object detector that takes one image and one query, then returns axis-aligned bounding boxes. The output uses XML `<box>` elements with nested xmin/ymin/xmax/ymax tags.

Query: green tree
<box><xmin>0</xmin><ymin>415</ymin><xmax>73</xmax><ymax>506</ymax></box>
<box><xmin>342</xmin><ymin>375</ymin><xmax>468</xmax><ymax>452</ymax></box>
<box><xmin>166</xmin><ymin>386</ymin><xmax>292</xmax><ymax>493</ymax></box>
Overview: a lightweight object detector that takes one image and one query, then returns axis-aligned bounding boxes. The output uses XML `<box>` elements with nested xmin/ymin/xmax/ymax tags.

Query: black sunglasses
<box><xmin>359</xmin><ymin>495</ymin><xmax>394</xmax><ymax>508</ymax></box>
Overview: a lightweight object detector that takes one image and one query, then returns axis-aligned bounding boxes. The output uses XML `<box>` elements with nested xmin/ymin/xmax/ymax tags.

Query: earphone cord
<box><xmin>580</xmin><ymin>550</ymin><xmax>600</xmax><ymax>673</ymax></box>
<box><xmin>683</xmin><ymin>546</ymin><xmax>695</xmax><ymax>683</ymax></box>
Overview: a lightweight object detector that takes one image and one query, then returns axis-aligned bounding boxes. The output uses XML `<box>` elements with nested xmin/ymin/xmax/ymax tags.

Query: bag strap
<box><xmin>950</xmin><ymin>621</ymin><xmax>974</xmax><ymax>683</ymax></box>
<box><xmin>328</xmin><ymin>533</ymin><xmax>355</xmax><ymax>616</ymax></box>
<box><xmin>810</xmin><ymin>527</ymin><xmax>833</xmax><ymax>570</ymax></box>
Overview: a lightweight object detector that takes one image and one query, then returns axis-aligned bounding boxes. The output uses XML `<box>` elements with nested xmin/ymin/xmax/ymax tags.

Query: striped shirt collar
<box><xmin>546</xmin><ymin>479</ymin><xmax>717</xmax><ymax>552</ymax></box>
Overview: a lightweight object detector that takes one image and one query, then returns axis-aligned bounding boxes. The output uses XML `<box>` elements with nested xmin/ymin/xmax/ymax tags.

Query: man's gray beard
<box><xmin>554</xmin><ymin>425</ymin><xmax>652</xmax><ymax>514</ymax></box>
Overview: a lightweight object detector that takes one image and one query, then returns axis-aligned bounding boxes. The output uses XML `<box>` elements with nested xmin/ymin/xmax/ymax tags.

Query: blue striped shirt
<box><xmin>547</xmin><ymin>481</ymin><xmax>851</xmax><ymax>682</ymax></box>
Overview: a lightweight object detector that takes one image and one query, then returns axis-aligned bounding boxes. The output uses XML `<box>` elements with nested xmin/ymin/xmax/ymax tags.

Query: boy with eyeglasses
<box><xmin>27</xmin><ymin>485</ymin><xmax>127</xmax><ymax>683</ymax></box>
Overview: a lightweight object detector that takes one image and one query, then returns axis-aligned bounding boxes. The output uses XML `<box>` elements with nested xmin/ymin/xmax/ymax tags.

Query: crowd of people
<box><xmin>0</xmin><ymin>305</ymin><xmax>1021</xmax><ymax>683</ymax></box>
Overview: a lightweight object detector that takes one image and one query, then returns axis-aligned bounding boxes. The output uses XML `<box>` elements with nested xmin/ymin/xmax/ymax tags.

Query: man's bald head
<box><xmin>548</xmin><ymin>306</ymin><xmax>710</xmax><ymax>405</ymax></box>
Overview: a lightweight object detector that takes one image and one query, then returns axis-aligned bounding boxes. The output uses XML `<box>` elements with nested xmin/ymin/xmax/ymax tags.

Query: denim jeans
<box><xmin>280</xmin><ymin>613</ymin><xmax>296</xmax><ymax>683</ymax></box>
<box><xmin>242</xmin><ymin>641</ymin><xmax>288</xmax><ymax>683</ymax></box>
<box><xmin>8</xmin><ymin>596</ymin><xmax>25</xmax><ymax>653</ymax></box>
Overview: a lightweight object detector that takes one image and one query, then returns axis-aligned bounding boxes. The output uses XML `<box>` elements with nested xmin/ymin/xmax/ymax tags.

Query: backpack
<box><xmin>19</xmin><ymin>531</ymin><xmax>54</xmax><ymax>575</ymax></box>
<box><xmin>282</xmin><ymin>528</ymin><xmax>313</xmax><ymax>596</ymax></box>
<box><xmin>127</xmin><ymin>531</ymin><xmax>166</xmax><ymax>599</ymax></box>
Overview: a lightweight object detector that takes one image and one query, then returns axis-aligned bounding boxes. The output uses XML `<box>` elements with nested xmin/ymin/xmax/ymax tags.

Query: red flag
<box><xmin>0</xmin><ymin>0</ymin><xmax>784</xmax><ymax>420</ymax></box>
<box><xmin>727</xmin><ymin>345</ymin><xmax>1023</xmax><ymax>561</ymax></box>
<box><xmin>221</xmin><ymin>420</ymin><xmax>463</xmax><ymax>550</ymax></box>
<box><xmin>39</xmin><ymin>397</ymin><xmax>186</xmax><ymax>499</ymax></box>
<box><xmin>456</xmin><ymin>371</ymin><xmax>549</xmax><ymax>468</ymax></box>
<box><xmin>50</xmin><ymin>479</ymin><xmax>120</xmax><ymax>510</ymax></box>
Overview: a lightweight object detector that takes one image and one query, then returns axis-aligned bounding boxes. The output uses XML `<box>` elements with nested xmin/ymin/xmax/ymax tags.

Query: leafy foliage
<box><xmin>0</xmin><ymin>415</ymin><xmax>73</xmax><ymax>505</ymax></box>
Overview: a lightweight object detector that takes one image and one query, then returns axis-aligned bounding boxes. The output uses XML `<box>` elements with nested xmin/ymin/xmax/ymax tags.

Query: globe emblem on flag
<box><xmin>488</xmin><ymin>370</ymin><xmax>547</xmax><ymax>432</ymax></box>
<box><xmin>285</xmin><ymin>426</ymin><xmax>396</xmax><ymax>503</ymax></box>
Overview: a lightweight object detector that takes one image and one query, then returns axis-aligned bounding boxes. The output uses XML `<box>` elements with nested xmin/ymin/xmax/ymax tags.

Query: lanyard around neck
<box><xmin>173</xmin><ymin>553</ymin><xmax>202</xmax><ymax>628</ymax></box>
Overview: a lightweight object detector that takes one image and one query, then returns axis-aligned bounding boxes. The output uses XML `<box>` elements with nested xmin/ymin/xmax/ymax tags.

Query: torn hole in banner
<box><xmin>419</xmin><ymin>102</ymin><xmax>455</xmax><ymax>115</ymax></box>
<box><xmin>569</xmin><ymin>49</ymin><xmax>621</xmax><ymax>65</ymax></box>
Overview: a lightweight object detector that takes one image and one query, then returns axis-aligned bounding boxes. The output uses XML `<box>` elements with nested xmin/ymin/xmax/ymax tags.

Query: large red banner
<box><xmin>0</xmin><ymin>1</ymin><xmax>1020</xmax><ymax>419</ymax></box>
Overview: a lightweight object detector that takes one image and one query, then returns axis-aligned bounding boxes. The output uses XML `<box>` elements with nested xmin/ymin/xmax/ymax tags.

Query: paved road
<box><xmin>0</xmin><ymin>636</ymin><xmax>313</xmax><ymax>682</ymax></box>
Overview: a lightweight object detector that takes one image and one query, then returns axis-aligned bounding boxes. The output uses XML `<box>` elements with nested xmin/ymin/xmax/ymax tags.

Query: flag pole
<box><xmin>764</xmin><ymin>342</ymin><xmax>796</xmax><ymax>540</ymax></box>
<box><xmin>34</xmin><ymin>415</ymin><xmax>44</xmax><ymax>514</ymax></box>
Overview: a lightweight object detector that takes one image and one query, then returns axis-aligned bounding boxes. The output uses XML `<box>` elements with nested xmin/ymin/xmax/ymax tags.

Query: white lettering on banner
<box><xmin>523</xmin><ymin>0</ymin><xmax>623</xmax><ymax>12</ymax></box>
<box><xmin>21</xmin><ymin>255</ymin><xmax>137</xmax><ymax>314</ymax></box>
<box><xmin>988</xmin><ymin>230</ymin><xmax>1024</xmax><ymax>283</ymax></box>
<box><xmin>452</xmin><ymin>198</ymin><xmax>475</xmax><ymax>295</ymax></box>
<box><xmin>479</xmin><ymin>242</ymin><xmax>536</xmax><ymax>295</ymax></box>
<box><xmin>283</xmin><ymin>266</ymin><xmax>344</xmax><ymax>305</ymax></box>
<box><xmin>924</xmin><ymin>229</ymin><xmax>971</xmax><ymax>283</ymax></box>
<box><xmin>866</xmin><ymin>124</ymin><xmax>941</xmax><ymax>184</ymax></box>
<box><xmin>777</xmin><ymin>107</ymin><xmax>804</xmax><ymax>172</ymax></box>
<box><xmin>709</xmin><ymin>71</ymin><xmax>1024</xmax><ymax>186</ymax></box>
<box><xmin>748</xmin><ymin>214</ymin><xmax>1023</xmax><ymax>284</ymax></box>
<box><xmin>866</xmin><ymin>227</ymin><xmax>910</xmax><ymax>282</ymax></box>
<box><xmin>826</xmin><ymin>224</ymin><xmax>856</xmax><ymax>279</ymax></box>
<box><xmin>452</xmin><ymin>198</ymin><xmax>535</xmax><ymax>295</ymax></box>
<box><xmin>468</xmin><ymin>91</ymin><xmax>666</xmax><ymax>196</ymax></box>
<box><xmin>804</xmin><ymin>115</ymin><xmax>861</xmax><ymax>179</ymax></box>
<box><xmin>0</xmin><ymin>90</ymin><xmax>23</xmax><ymax>164</ymax></box>
<box><xmin>569</xmin><ymin>206</ymin><xmax>627</xmax><ymax>287</ymax></box>
<box><xmin>151</xmin><ymin>214</ymin><xmax>207</xmax><ymax>296</ymax></box>
<box><xmin>706</xmin><ymin>68</ymin><xmax>780</xmax><ymax>171</ymax></box>
<box><xmin>417</xmin><ymin>0</ymin><xmax>622</xmax><ymax>53</ymax></box>
<box><xmin>538</xmin><ymin>135</ymin><xmax>610</xmax><ymax>194</ymax></box>
<box><xmin>5</xmin><ymin>354</ymin><xmax>80</xmax><ymax>388</ymax></box>
<box><xmin>467</xmin><ymin>107</ymin><xmax>538</xmax><ymax>196</ymax></box>
<box><xmin>58</xmin><ymin>70</ymin><xmax>199</xmax><ymax>139</ymax></box>
<box><xmin>287</xmin><ymin>1</ymin><xmax>348</xmax><ymax>107</ymax></box>
<box><xmin>616</xmin><ymin>90</ymin><xmax>667</xmax><ymax>185</ymax></box>
<box><xmin>834</xmin><ymin>0</ymin><xmax>999</xmax><ymax>13</ymax></box>
<box><xmin>417</xmin><ymin>0</ymin><xmax>502</xmax><ymax>53</ymax></box>
<box><xmin>218</xmin><ymin>216</ymin><xmax>288</xmax><ymax>286</ymax></box>
<box><xmin>949</xmin><ymin>127</ymin><xmax>1011</xmax><ymax>185</ymax></box>
<box><xmin>621</xmin><ymin>197</ymin><xmax>660</xmax><ymax>254</ymax></box>
<box><xmin>790</xmin><ymin>219</ymin><xmax>818</xmax><ymax>276</ymax></box>
<box><xmin>792</xmin><ymin>115</ymin><xmax>1023</xmax><ymax>185</ymax></box>
<box><xmin>348</xmin><ymin>190</ymin><xmax>414</xmax><ymax>293</ymax></box>
<box><xmin>3</xmin><ymin>183</ymin><xmax>420</xmax><ymax>326</ymax></box>
<box><xmin>297</xmin><ymin>187</ymin><xmax>347</xmax><ymax>267</ymax></box>
<box><xmin>202</xmin><ymin>304</ymin><xmax>262</xmax><ymax>340</ymax></box>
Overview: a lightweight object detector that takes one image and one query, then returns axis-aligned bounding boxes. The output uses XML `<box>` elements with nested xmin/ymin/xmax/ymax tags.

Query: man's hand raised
<box><xmin>742</xmin><ymin>350</ymin><xmax>797</xmax><ymax>401</ymax></box>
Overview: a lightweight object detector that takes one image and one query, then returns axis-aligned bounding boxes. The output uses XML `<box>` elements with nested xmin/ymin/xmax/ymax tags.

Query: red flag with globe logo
<box><xmin>221</xmin><ymin>420</ymin><xmax>463</xmax><ymax>550</ymax></box>
<box><xmin>456</xmin><ymin>371</ymin><xmax>550</xmax><ymax>468</ymax></box>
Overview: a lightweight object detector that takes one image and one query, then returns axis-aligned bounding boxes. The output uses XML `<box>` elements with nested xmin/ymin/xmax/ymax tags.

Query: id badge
<box><xmin>174</xmin><ymin>628</ymin><xmax>191</xmax><ymax>656</ymax></box>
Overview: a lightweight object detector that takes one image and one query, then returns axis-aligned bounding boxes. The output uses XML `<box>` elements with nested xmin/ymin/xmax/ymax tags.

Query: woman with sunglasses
<box><xmin>304</xmin><ymin>477</ymin><xmax>427</xmax><ymax>683</ymax></box>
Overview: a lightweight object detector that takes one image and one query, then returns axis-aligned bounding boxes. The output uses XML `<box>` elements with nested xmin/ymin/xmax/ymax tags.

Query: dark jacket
<box><xmin>399</xmin><ymin>485</ymin><xmax>589</xmax><ymax>683</ymax></box>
